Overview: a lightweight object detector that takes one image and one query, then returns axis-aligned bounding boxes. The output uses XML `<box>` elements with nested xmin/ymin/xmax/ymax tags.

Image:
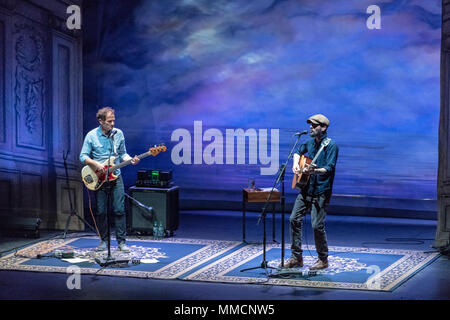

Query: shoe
<box><xmin>309</xmin><ymin>259</ymin><xmax>328</xmax><ymax>270</ymax></box>
<box><xmin>280</xmin><ymin>257</ymin><xmax>303</xmax><ymax>268</ymax></box>
<box><xmin>118</xmin><ymin>242</ymin><xmax>130</xmax><ymax>252</ymax></box>
<box><xmin>96</xmin><ymin>241</ymin><xmax>107</xmax><ymax>252</ymax></box>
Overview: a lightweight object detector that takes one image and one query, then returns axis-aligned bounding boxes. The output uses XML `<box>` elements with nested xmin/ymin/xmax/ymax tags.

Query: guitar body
<box><xmin>81</xmin><ymin>156</ymin><xmax>119</xmax><ymax>191</ymax></box>
<box><xmin>292</xmin><ymin>155</ymin><xmax>312</xmax><ymax>190</ymax></box>
<box><xmin>81</xmin><ymin>144</ymin><xmax>167</xmax><ymax>191</ymax></box>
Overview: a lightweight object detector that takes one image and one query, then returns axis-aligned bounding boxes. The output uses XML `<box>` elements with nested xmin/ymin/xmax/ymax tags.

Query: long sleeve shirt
<box><xmin>294</xmin><ymin>133</ymin><xmax>339</xmax><ymax>195</ymax></box>
<box><xmin>79</xmin><ymin>126</ymin><xmax>130</xmax><ymax>176</ymax></box>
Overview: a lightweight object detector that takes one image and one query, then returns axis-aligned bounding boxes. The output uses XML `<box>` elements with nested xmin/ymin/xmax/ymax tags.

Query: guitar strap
<box><xmin>310</xmin><ymin>137</ymin><xmax>331</xmax><ymax>166</ymax></box>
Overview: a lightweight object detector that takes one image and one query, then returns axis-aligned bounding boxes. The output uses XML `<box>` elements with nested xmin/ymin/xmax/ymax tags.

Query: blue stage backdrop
<box><xmin>83</xmin><ymin>0</ymin><xmax>441</xmax><ymax>210</ymax></box>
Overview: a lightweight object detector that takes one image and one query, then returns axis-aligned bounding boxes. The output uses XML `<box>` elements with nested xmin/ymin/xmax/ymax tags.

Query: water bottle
<box><xmin>153</xmin><ymin>220</ymin><xmax>158</xmax><ymax>239</ymax></box>
<box><xmin>157</xmin><ymin>222</ymin><xmax>165</xmax><ymax>239</ymax></box>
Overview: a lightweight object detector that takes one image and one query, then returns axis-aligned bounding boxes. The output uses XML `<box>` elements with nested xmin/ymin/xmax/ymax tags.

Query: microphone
<box><xmin>299</xmin><ymin>269</ymin><xmax>323</xmax><ymax>276</ymax></box>
<box><xmin>269</xmin><ymin>268</ymin><xmax>325</xmax><ymax>278</ymax></box>
<box><xmin>293</xmin><ymin>130</ymin><xmax>308</xmax><ymax>136</ymax></box>
<box><xmin>109</xmin><ymin>129</ymin><xmax>117</xmax><ymax>139</ymax></box>
<box><xmin>124</xmin><ymin>193</ymin><xmax>153</xmax><ymax>216</ymax></box>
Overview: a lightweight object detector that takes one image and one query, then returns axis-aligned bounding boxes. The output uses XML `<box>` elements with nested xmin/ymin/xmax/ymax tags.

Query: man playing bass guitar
<box><xmin>79</xmin><ymin>107</ymin><xmax>140</xmax><ymax>252</ymax></box>
<box><xmin>282</xmin><ymin>114</ymin><xmax>338</xmax><ymax>270</ymax></box>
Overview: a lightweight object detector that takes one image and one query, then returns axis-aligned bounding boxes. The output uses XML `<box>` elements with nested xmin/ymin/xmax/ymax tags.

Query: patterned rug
<box><xmin>0</xmin><ymin>236</ymin><xmax>439</xmax><ymax>291</ymax></box>
<box><xmin>0</xmin><ymin>236</ymin><xmax>242</xmax><ymax>279</ymax></box>
<box><xmin>185</xmin><ymin>243</ymin><xmax>440</xmax><ymax>291</ymax></box>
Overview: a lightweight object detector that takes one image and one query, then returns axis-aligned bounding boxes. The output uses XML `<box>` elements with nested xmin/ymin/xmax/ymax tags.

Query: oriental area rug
<box><xmin>0</xmin><ymin>236</ymin><xmax>439</xmax><ymax>291</ymax></box>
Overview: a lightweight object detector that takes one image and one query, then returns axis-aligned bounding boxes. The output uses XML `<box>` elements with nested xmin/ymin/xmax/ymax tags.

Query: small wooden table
<box><xmin>242</xmin><ymin>188</ymin><xmax>281</xmax><ymax>243</ymax></box>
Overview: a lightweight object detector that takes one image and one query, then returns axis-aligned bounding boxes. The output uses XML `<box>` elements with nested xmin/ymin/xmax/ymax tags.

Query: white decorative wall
<box><xmin>0</xmin><ymin>0</ymin><xmax>83</xmax><ymax>230</ymax></box>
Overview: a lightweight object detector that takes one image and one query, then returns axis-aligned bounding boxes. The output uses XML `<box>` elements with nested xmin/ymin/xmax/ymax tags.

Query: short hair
<box><xmin>96</xmin><ymin>107</ymin><xmax>115</xmax><ymax>121</ymax></box>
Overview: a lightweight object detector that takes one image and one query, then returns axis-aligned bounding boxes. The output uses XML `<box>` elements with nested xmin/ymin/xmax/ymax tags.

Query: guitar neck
<box><xmin>110</xmin><ymin>151</ymin><xmax>151</xmax><ymax>171</ymax></box>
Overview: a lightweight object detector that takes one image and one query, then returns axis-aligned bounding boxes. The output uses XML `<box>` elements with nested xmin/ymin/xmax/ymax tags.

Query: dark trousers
<box><xmin>289</xmin><ymin>190</ymin><xmax>331</xmax><ymax>261</ymax></box>
<box><xmin>95</xmin><ymin>175</ymin><xmax>126</xmax><ymax>244</ymax></box>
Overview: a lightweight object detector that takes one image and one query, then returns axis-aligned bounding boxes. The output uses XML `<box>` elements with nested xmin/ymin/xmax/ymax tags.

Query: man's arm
<box><xmin>292</xmin><ymin>142</ymin><xmax>308</xmax><ymax>173</ymax></box>
<box><xmin>292</xmin><ymin>153</ymin><xmax>301</xmax><ymax>173</ymax></box>
<box><xmin>116</xmin><ymin>131</ymin><xmax>140</xmax><ymax>165</ymax></box>
<box><xmin>84</xmin><ymin>156</ymin><xmax>106</xmax><ymax>173</ymax></box>
<box><xmin>122</xmin><ymin>154</ymin><xmax>140</xmax><ymax>165</ymax></box>
<box><xmin>79</xmin><ymin>134</ymin><xmax>106</xmax><ymax>173</ymax></box>
<box><xmin>311</xmin><ymin>143</ymin><xmax>338</xmax><ymax>175</ymax></box>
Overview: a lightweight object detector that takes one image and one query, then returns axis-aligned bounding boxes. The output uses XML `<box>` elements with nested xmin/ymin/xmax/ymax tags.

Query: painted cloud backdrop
<box><xmin>84</xmin><ymin>0</ymin><xmax>441</xmax><ymax>201</ymax></box>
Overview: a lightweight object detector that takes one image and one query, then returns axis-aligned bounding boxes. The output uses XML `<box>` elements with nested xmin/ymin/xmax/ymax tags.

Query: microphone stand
<box><xmin>253</xmin><ymin>132</ymin><xmax>305</xmax><ymax>277</ymax></box>
<box><xmin>96</xmin><ymin>131</ymin><xmax>120</xmax><ymax>267</ymax></box>
<box><xmin>275</xmin><ymin>133</ymin><xmax>305</xmax><ymax>268</ymax></box>
<box><xmin>124</xmin><ymin>193</ymin><xmax>153</xmax><ymax>231</ymax></box>
<box><xmin>239</xmin><ymin>195</ymin><xmax>276</xmax><ymax>276</ymax></box>
<box><xmin>124</xmin><ymin>193</ymin><xmax>153</xmax><ymax>217</ymax></box>
<box><xmin>62</xmin><ymin>150</ymin><xmax>98</xmax><ymax>238</ymax></box>
<box><xmin>240</xmin><ymin>133</ymin><xmax>305</xmax><ymax>276</ymax></box>
<box><xmin>95</xmin><ymin>131</ymin><xmax>141</xmax><ymax>268</ymax></box>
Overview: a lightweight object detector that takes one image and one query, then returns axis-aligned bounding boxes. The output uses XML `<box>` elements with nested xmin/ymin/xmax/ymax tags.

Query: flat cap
<box><xmin>307</xmin><ymin>114</ymin><xmax>330</xmax><ymax>126</ymax></box>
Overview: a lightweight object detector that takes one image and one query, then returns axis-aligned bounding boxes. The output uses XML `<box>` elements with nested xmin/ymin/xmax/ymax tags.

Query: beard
<box><xmin>310</xmin><ymin>128</ymin><xmax>321</xmax><ymax>138</ymax></box>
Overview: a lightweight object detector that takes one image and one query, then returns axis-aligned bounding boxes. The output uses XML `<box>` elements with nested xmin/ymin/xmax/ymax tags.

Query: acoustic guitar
<box><xmin>81</xmin><ymin>144</ymin><xmax>166</xmax><ymax>191</ymax></box>
<box><xmin>291</xmin><ymin>138</ymin><xmax>330</xmax><ymax>190</ymax></box>
<box><xmin>291</xmin><ymin>154</ymin><xmax>313</xmax><ymax>189</ymax></box>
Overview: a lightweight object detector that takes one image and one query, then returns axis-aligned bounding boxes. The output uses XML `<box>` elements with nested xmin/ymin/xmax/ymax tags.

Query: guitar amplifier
<box><xmin>128</xmin><ymin>186</ymin><xmax>179</xmax><ymax>236</ymax></box>
<box><xmin>136</xmin><ymin>169</ymin><xmax>172</xmax><ymax>188</ymax></box>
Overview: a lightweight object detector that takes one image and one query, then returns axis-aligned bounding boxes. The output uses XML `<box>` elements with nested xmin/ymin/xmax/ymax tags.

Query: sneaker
<box><xmin>96</xmin><ymin>241</ymin><xmax>107</xmax><ymax>252</ymax></box>
<box><xmin>309</xmin><ymin>259</ymin><xmax>328</xmax><ymax>270</ymax></box>
<box><xmin>279</xmin><ymin>257</ymin><xmax>303</xmax><ymax>269</ymax></box>
<box><xmin>118</xmin><ymin>242</ymin><xmax>130</xmax><ymax>252</ymax></box>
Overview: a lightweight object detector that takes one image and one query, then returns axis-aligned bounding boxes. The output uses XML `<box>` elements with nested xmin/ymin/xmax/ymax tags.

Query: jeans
<box><xmin>95</xmin><ymin>175</ymin><xmax>126</xmax><ymax>244</ymax></box>
<box><xmin>289</xmin><ymin>190</ymin><xmax>331</xmax><ymax>261</ymax></box>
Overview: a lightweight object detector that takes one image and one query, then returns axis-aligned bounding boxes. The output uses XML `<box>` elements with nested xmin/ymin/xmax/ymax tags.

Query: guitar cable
<box><xmin>86</xmin><ymin>188</ymin><xmax>101</xmax><ymax>239</ymax></box>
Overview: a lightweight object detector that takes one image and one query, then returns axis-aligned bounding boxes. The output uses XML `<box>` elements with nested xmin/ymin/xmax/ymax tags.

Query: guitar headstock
<box><xmin>149</xmin><ymin>144</ymin><xmax>167</xmax><ymax>156</ymax></box>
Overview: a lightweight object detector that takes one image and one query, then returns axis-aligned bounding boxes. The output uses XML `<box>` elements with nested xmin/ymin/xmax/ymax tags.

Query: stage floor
<box><xmin>0</xmin><ymin>210</ymin><xmax>449</xmax><ymax>300</ymax></box>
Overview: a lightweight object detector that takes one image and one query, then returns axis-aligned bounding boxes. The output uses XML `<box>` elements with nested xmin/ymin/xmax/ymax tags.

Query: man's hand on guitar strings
<box><xmin>92</xmin><ymin>161</ymin><xmax>106</xmax><ymax>174</ymax></box>
<box><xmin>131</xmin><ymin>155</ymin><xmax>140</xmax><ymax>165</ymax></box>
<box><xmin>302</xmin><ymin>163</ymin><xmax>317</xmax><ymax>174</ymax></box>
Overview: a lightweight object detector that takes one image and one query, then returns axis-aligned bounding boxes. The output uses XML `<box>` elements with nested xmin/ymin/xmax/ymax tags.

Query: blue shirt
<box><xmin>79</xmin><ymin>127</ymin><xmax>129</xmax><ymax>176</ymax></box>
<box><xmin>294</xmin><ymin>133</ymin><xmax>339</xmax><ymax>195</ymax></box>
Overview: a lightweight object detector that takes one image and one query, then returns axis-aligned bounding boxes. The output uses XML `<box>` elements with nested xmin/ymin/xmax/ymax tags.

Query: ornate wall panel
<box><xmin>19</xmin><ymin>172</ymin><xmax>43</xmax><ymax>216</ymax></box>
<box><xmin>13</xmin><ymin>20</ymin><xmax>47</xmax><ymax>151</ymax></box>
<box><xmin>0</xmin><ymin>170</ymin><xmax>20</xmax><ymax>215</ymax></box>
<box><xmin>51</xmin><ymin>30</ymin><xmax>83</xmax><ymax>230</ymax></box>
<box><xmin>52</xmin><ymin>32</ymin><xmax>80</xmax><ymax>165</ymax></box>
<box><xmin>55</xmin><ymin>178</ymin><xmax>83</xmax><ymax>230</ymax></box>
<box><xmin>0</xmin><ymin>0</ymin><xmax>83</xmax><ymax>230</ymax></box>
<box><xmin>437</xmin><ymin>0</ymin><xmax>450</xmax><ymax>248</ymax></box>
<box><xmin>0</xmin><ymin>9</ymin><xmax>12</xmax><ymax>152</ymax></box>
<box><xmin>0</xmin><ymin>19</ymin><xmax>5</xmax><ymax>144</ymax></box>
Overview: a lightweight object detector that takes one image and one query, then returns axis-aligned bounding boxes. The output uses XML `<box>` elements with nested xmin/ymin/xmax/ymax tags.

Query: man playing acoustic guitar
<box><xmin>283</xmin><ymin>114</ymin><xmax>339</xmax><ymax>270</ymax></box>
<box><xmin>79</xmin><ymin>107</ymin><xmax>140</xmax><ymax>252</ymax></box>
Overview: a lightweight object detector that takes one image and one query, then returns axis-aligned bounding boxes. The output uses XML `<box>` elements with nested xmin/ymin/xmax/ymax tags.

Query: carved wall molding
<box><xmin>0</xmin><ymin>150</ymin><xmax>52</xmax><ymax>165</ymax></box>
<box><xmin>0</xmin><ymin>1</ymin><xmax>84</xmax><ymax>230</ymax></box>
<box><xmin>13</xmin><ymin>21</ymin><xmax>46</xmax><ymax>149</ymax></box>
<box><xmin>436</xmin><ymin>0</ymin><xmax>450</xmax><ymax>249</ymax></box>
<box><xmin>47</xmin><ymin>12</ymin><xmax>80</xmax><ymax>38</ymax></box>
<box><xmin>0</xmin><ymin>168</ymin><xmax>20</xmax><ymax>215</ymax></box>
<box><xmin>0</xmin><ymin>10</ymin><xmax>13</xmax><ymax>152</ymax></box>
<box><xmin>19</xmin><ymin>171</ymin><xmax>43</xmax><ymax>216</ymax></box>
<box><xmin>0</xmin><ymin>0</ymin><xmax>17</xmax><ymax>12</ymax></box>
<box><xmin>0</xmin><ymin>19</ymin><xmax>5</xmax><ymax>144</ymax></box>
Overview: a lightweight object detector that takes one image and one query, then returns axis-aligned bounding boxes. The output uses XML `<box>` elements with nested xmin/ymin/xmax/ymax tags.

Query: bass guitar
<box><xmin>81</xmin><ymin>144</ymin><xmax>166</xmax><ymax>191</ymax></box>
